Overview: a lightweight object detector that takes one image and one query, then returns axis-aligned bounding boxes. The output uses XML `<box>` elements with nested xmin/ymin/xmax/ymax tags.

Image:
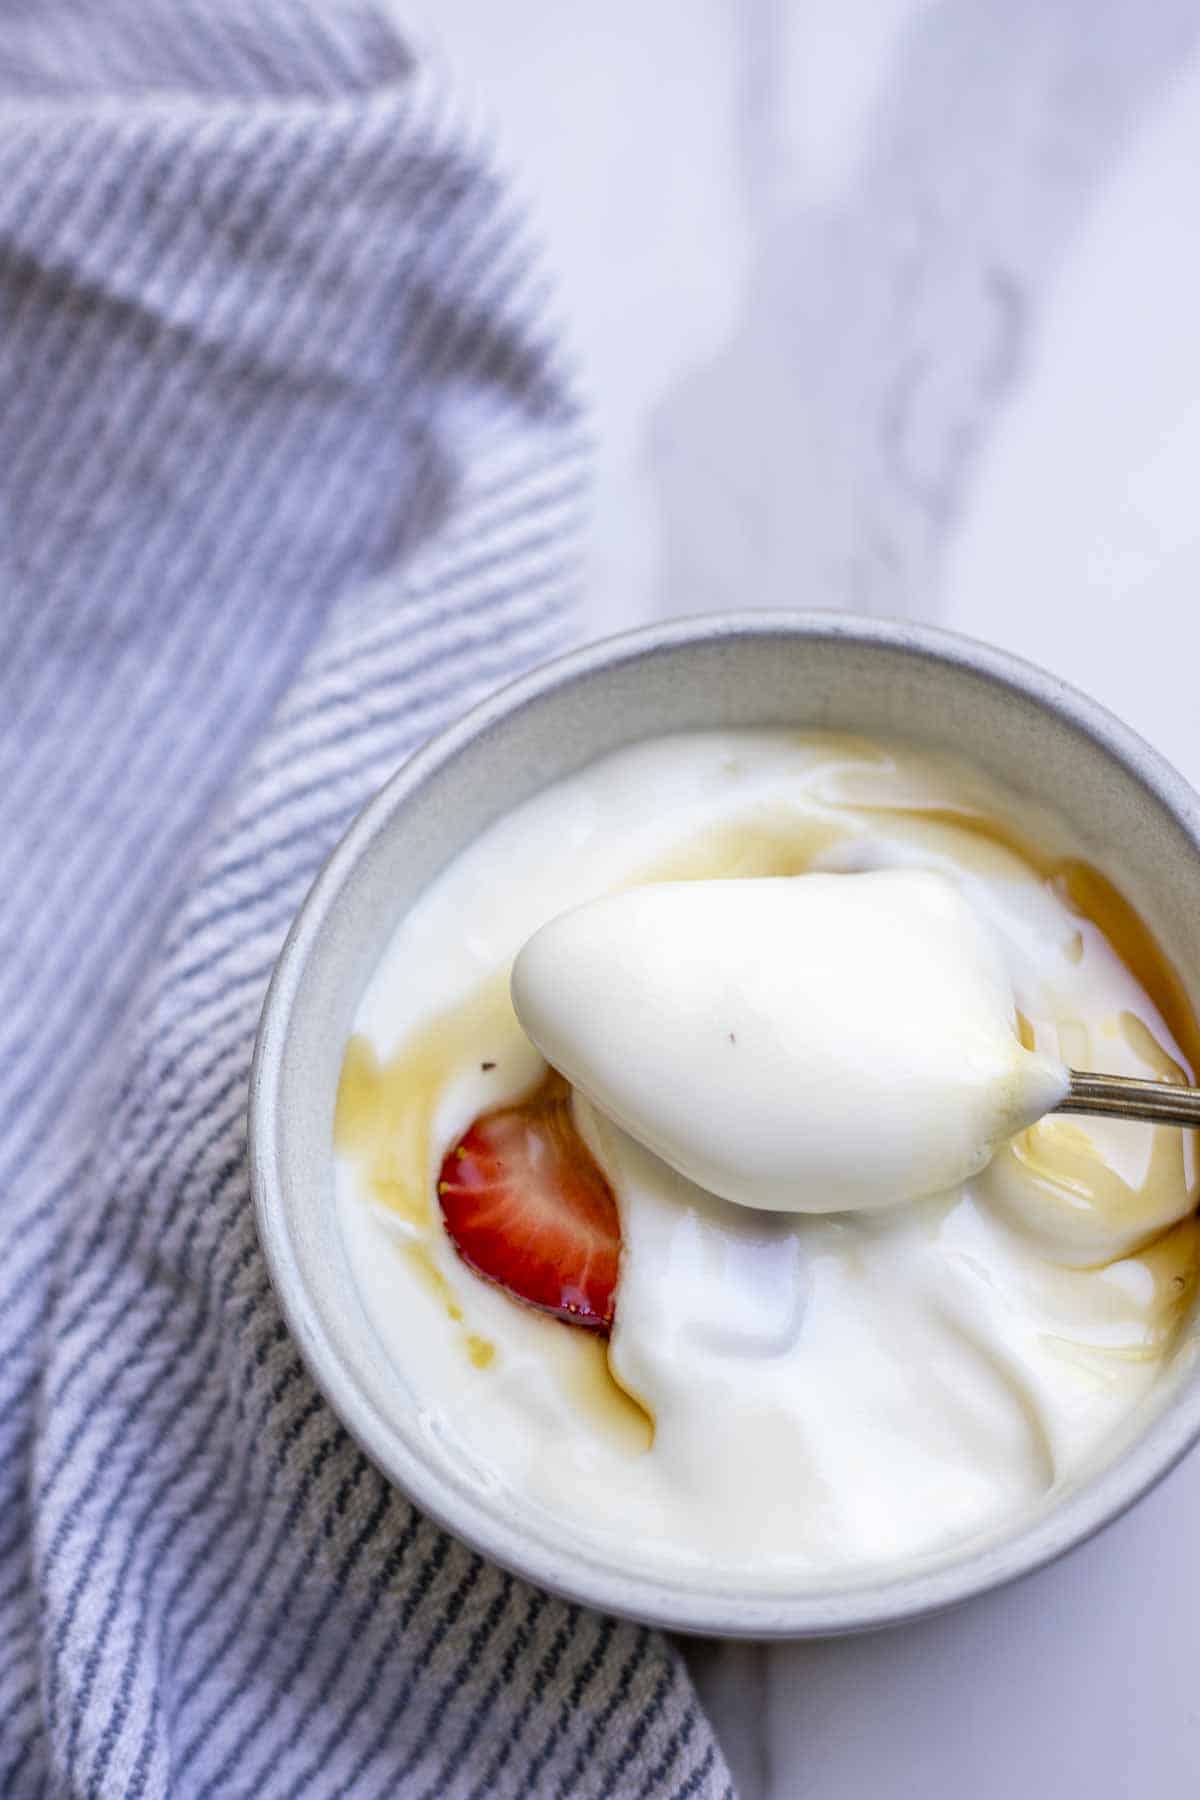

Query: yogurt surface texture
<box><xmin>512</xmin><ymin>869</ymin><xmax>1068</xmax><ymax>1214</ymax></box>
<box><xmin>335</xmin><ymin>731</ymin><xmax>1200</xmax><ymax>1582</ymax></box>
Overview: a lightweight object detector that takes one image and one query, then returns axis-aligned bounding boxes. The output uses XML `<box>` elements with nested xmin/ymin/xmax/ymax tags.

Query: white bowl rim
<box><xmin>249</xmin><ymin>609</ymin><xmax>1200</xmax><ymax>1638</ymax></box>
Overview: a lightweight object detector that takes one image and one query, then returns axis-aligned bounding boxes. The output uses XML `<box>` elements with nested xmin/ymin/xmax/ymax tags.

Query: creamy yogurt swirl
<box><xmin>336</xmin><ymin>731</ymin><xmax>1199</xmax><ymax>1582</ymax></box>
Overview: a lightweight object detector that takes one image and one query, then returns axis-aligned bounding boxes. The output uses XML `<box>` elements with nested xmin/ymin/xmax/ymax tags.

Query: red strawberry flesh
<box><xmin>437</xmin><ymin>1070</ymin><xmax>620</xmax><ymax>1331</ymax></box>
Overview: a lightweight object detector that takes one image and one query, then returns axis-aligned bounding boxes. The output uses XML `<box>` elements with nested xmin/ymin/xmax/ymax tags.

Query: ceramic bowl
<box><xmin>250</xmin><ymin>612</ymin><xmax>1200</xmax><ymax>1636</ymax></box>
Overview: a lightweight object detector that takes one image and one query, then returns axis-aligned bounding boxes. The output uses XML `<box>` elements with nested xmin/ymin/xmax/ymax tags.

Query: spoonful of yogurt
<box><xmin>511</xmin><ymin>867</ymin><xmax>1200</xmax><ymax>1216</ymax></box>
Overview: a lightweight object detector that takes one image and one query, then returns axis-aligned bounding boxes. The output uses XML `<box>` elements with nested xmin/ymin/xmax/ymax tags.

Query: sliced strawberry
<box><xmin>437</xmin><ymin>1070</ymin><xmax>620</xmax><ymax>1332</ymax></box>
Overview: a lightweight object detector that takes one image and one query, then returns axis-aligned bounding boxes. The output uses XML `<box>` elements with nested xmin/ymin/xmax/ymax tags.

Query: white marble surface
<box><xmin>404</xmin><ymin>3</ymin><xmax>1200</xmax><ymax>1793</ymax></box>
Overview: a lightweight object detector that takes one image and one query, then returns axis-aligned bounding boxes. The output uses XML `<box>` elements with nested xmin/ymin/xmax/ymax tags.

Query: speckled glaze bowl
<box><xmin>249</xmin><ymin>613</ymin><xmax>1200</xmax><ymax>1637</ymax></box>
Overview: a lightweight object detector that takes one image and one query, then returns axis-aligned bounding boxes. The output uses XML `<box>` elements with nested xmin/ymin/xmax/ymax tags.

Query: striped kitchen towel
<box><xmin>0</xmin><ymin>3</ymin><xmax>731</xmax><ymax>1795</ymax></box>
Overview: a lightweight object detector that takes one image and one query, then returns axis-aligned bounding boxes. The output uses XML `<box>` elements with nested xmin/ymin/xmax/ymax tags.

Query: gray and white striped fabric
<box><xmin>0</xmin><ymin>4</ymin><xmax>731</xmax><ymax>1795</ymax></box>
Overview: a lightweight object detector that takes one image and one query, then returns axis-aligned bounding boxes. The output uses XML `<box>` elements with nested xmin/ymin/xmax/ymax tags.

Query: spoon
<box><xmin>1057</xmin><ymin>1070</ymin><xmax>1200</xmax><ymax>1127</ymax></box>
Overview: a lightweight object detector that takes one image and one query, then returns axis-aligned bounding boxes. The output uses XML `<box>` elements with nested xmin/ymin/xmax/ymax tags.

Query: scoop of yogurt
<box><xmin>511</xmin><ymin>868</ymin><xmax>1068</xmax><ymax>1213</ymax></box>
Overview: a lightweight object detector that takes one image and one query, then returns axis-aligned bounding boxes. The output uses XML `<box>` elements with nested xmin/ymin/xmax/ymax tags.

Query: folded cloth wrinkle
<box><xmin>0</xmin><ymin>0</ymin><xmax>415</xmax><ymax>102</ymax></box>
<box><xmin>0</xmin><ymin>4</ymin><xmax>731</xmax><ymax>1796</ymax></box>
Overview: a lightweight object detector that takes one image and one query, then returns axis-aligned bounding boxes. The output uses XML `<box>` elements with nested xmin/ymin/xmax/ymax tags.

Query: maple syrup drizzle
<box><xmin>336</xmin><ymin>789</ymin><xmax>1200</xmax><ymax>1409</ymax></box>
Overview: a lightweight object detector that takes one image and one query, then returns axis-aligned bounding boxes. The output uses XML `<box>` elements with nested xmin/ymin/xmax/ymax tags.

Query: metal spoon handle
<box><xmin>1056</xmin><ymin>1070</ymin><xmax>1200</xmax><ymax>1128</ymax></box>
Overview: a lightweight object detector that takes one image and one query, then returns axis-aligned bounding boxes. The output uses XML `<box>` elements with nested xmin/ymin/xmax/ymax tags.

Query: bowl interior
<box><xmin>251</xmin><ymin>615</ymin><xmax>1200</xmax><ymax>1636</ymax></box>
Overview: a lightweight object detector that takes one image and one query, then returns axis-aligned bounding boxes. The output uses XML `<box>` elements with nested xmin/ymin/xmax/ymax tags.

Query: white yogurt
<box><xmin>336</xmin><ymin>731</ymin><xmax>1199</xmax><ymax>1583</ymax></box>
<box><xmin>512</xmin><ymin>869</ymin><xmax>1068</xmax><ymax>1214</ymax></box>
